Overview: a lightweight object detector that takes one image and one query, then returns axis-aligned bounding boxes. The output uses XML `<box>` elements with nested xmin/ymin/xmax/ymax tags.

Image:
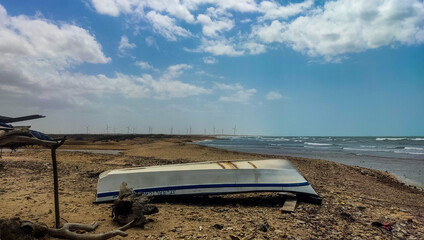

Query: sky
<box><xmin>0</xmin><ymin>0</ymin><xmax>423</xmax><ymax>136</ymax></box>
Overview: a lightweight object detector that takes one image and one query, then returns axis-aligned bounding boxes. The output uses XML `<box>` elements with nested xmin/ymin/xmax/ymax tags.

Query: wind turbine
<box><xmin>106</xmin><ymin>124</ymin><xmax>111</xmax><ymax>134</ymax></box>
<box><xmin>189</xmin><ymin>126</ymin><xmax>192</xmax><ymax>135</ymax></box>
<box><xmin>126</xmin><ymin>126</ymin><xmax>130</xmax><ymax>134</ymax></box>
<box><xmin>233</xmin><ymin>124</ymin><xmax>237</xmax><ymax>136</ymax></box>
<box><xmin>213</xmin><ymin>126</ymin><xmax>216</xmax><ymax>135</ymax></box>
<box><xmin>86</xmin><ymin>125</ymin><xmax>89</xmax><ymax>134</ymax></box>
<box><xmin>170</xmin><ymin>127</ymin><xmax>173</xmax><ymax>135</ymax></box>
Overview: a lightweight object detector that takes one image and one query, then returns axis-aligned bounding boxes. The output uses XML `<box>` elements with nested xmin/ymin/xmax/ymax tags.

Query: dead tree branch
<box><xmin>20</xmin><ymin>221</ymin><xmax>128</xmax><ymax>240</ymax></box>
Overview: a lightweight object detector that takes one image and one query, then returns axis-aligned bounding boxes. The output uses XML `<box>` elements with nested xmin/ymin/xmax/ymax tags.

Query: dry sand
<box><xmin>1</xmin><ymin>136</ymin><xmax>423</xmax><ymax>239</ymax></box>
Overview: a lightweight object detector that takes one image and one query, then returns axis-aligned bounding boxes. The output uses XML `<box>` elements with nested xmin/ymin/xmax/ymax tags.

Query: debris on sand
<box><xmin>112</xmin><ymin>182</ymin><xmax>159</xmax><ymax>227</ymax></box>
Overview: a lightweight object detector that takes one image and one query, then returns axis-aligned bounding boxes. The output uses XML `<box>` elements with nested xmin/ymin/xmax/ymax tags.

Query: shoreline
<box><xmin>1</xmin><ymin>136</ymin><xmax>423</xmax><ymax>239</ymax></box>
<box><xmin>193</xmin><ymin>138</ymin><xmax>424</xmax><ymax>189</ymax></box>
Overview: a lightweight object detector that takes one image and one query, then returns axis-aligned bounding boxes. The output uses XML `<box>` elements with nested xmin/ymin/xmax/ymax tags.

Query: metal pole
<box><xmin>51</xmin><ymin>148</ymin><xmax>60</xmax><ymax>228</ymax></box>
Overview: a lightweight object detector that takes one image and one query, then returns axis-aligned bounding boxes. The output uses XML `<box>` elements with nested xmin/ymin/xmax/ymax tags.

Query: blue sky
<box><xmin>0</xmin><ymin>0</ymin><xmax>423</xmax><ymax>136</ymax></box>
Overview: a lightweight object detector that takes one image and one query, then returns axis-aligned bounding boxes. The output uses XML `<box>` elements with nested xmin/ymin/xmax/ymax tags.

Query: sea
<box><xmin>195</xmin><ymin>136</ymin><xmax>424</xmax><ymax>187</ymax></box>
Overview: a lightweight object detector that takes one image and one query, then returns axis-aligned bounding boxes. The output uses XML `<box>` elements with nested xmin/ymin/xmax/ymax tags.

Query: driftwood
<box><xmin>0</xmin><ymin>217</ymin><xmax>134</xmax><ymax>240</ymax></box>
<box><xmin>112</xmin><ymin>182</ymin><xmax>159</xmax><ymax>227</ymax></box>
<box><xmin>0</xmin><ymin>183</ymin><xmax>155</xmax><ymax>240</ymax></box>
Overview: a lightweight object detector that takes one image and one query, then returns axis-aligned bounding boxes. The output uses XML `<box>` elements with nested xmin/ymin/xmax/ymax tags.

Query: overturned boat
<box><xmin>95</xmin><ymin>159</ymin><xmax>319</xmax><ymax>203</ymax></box>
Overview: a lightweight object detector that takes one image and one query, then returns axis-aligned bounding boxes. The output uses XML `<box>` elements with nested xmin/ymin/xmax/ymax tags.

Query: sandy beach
<box><xmin>1</xmin><ymin>135</ymin><xmax>423</xmax><ymax>239</ymax></box>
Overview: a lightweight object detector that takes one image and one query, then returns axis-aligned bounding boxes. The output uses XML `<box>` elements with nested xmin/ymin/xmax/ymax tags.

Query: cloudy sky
<box><xmin>0</xmin><ymin>0</ymin><xmax>423</xmax><ymax>136</ymax></box>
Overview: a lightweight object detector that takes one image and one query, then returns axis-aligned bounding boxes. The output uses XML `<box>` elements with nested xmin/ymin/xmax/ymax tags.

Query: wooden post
<box><xmin>51</xmin><ymin>148</ymin><xmax>60</xmax><ymax>228</ymax></box>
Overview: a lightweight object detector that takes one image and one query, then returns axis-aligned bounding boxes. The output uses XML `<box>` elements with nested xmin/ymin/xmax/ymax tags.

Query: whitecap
<box><xmin>343</xmin><ymin>147</ymin><xmax>379</xmax><ymax>152</ymax></box>
<box><xmin>274</xmin><ymin>138</ymin><xmax>290</xmax><ymax>141</ymax></box>
<box><xmin>405</xmin><ymin>147</ymin><xmax>424</xmax><ymax>151</ymax></box>
<box><xmin>376</xmin><ymin>138</ymin><xmax>406</xmax><ymax>141</ymax></box>
<box><xmin>270</xmin><ymin>143</ymin><xmax>283</xmax><ymax>146</ymax></box>
<box><xmin>411</xmin><ymin>138</ymin><xmax>424</xmax><ymax>141</ymax></box>
<box><xmin>304</xmin><ymin>142</ymin><xmax>332</xmax><ymax>146</ymax></box>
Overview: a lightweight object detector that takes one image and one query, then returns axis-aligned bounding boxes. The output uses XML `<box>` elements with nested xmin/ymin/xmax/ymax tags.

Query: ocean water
<box><xmin>196</xmin><ymin>136</ymin><xmax>424</xmax><ymax>187</ymax></box>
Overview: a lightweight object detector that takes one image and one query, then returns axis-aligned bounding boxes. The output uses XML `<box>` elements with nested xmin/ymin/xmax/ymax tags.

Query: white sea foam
<box><xmin>360</xmin><ymin>145</ymin><xmax>376</xmax><ymax>148</ymax></box>
<box><xmin>405</xmin><ymin>147</ymin><xmax>424</xmax><ymax>151</ymax></box>
<box><xmin>411</xmin><ymin>138</ymin><xmax>424</xmax><ymax>141</ymax></box>
<box><xmin>275</xmin><ymin>138</ymin><xmax>290</xmax><ymax>141</ymax></box>
<box><xmin>394</xmin><ymin>150</ymin><xmax>424</xmax><ymax>155</ymax></box>
<box><xmin>376</xmin><ymin>138</ymin><xmax>406</xmax><ymax>141</ymax></box>
<box><xmin>304</xmin><ymin>142</ymin><xmax>332</xmax><ymax>146</ymax></box>
<box><xmin>270</xmin><ymin>143</ymin><xmax>283</xmax><ymax>146</ymax></box>
<box><xmin>343</xmin><ymin>147</ymin><xmax>379</xmax><ymax>152</ymax></box>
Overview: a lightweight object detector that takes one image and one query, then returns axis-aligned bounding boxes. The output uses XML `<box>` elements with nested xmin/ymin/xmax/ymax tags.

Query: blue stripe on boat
<box><xmin>97</xmin><ymin>182</ymin><xmax>310</xmax><ymax>198</ymax></box>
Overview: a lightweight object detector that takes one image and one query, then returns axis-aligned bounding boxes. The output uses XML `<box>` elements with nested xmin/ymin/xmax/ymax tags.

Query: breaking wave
<box><xmin>376</xmin><ymin>138</ymin><xmax>406</xmax><ymax>141</ymax></box>
<box><xmin>394</xmin><ymin>151</ymin><xmax>424</xmax><ymax>155</ymax></box>
<box><xmin>405</xmin><ymin>147</ymin><xmax>424</xmax><ymax>151</ymax></box>
<box><xmin>304</xmin><ymin>142</ymin><xmax>332</xmax><ymax>146</ymax></box>
<box><xmin>343</xmin><ymin>147</ymin><xmax>380</xmax><ymax>152</ymax></box>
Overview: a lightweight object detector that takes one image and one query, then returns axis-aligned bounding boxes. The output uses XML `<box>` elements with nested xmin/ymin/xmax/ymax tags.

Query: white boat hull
<box><xmin>96</xmin><ymin>159</ymin><xmax>318</xmax><ymax>202</ymax></box>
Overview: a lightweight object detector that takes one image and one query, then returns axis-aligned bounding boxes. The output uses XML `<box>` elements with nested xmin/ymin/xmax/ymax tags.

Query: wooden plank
<box><xmin>281</xmin><ymin>198</ymin><xmax>297</xmax><ymax>213</ymax></box>
<box><xmin>278</xmin><ymin>192</ymin><xmax>297</xmax><ymax>198</ymax></box>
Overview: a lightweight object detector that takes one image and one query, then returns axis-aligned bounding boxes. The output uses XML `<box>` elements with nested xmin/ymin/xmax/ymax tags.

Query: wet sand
<box><xmin>1</xmin><ymin>136</ymin><xmax>423</xmax><ymax>239</ymax></box>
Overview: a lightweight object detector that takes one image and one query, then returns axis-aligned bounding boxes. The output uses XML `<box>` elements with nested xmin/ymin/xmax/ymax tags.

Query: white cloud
<box><xmin>90</xmin><ymin>0</ymin><xmax>195</xmax><ymax>22</ymax></box>
<box><xmin>196</xmin><ymin>13</ymin><xmax>234</xmax><ymax>37</ymax></box>
<box><xmin>258</xmin><ymin>0</ymin><xmax>313</xmax><ymax>21</ymax></box>
<box><xmin>0</xmin><ymin>5</ymin><xmax>208</xmax><ymax>108</ymax></box>
<box><xmin>118</xmin><ymin>35</ymin><xmax>136</xmax><ymax>56</ymax></box>
<box><xmin>253</xmin><ymin>20</ymin><xmax>286</xmax><ymax>43</ymax></box>
<box><xmin>243</xmin><ymin>42</ymin><xmax>266</xmax><ymax>55</ymax></box>
<box><xmin>265</xmin><ymin>91</ymin><xmax>283</xmax><ymax>100</ymax></box>
<box><xmin>0</xmin><ymin>5</ymin><xmax>110</xmax><ymax>67</ymax></box>
<box><xmin>205</xmin><ymin>7</ymin><xmax>232</xmax><ymax>19</ymax></box>
<box><xmin>161</xmin><ymin>64</ymin><xmax>192</xmax><ymax>80</ymax></box>
<box><xmin>195</xmin><ymin>70</ymin><xmax>224</xmax><ymax>79</ymax></box>
<box><xmin>147</xmin><ymin>0</ymin><xmax>195</xmax><ymax>22</ymax></box>
<box><xmin>90</xmin><ymin>0</ymin><xmax>259</xmax><ymax>18</ymax></box>
<box><xmin>208</xmin><ymin>0</ymin><xmax>258</xmax><ymax>13</ymax></box>
<box><xmin>135</xmin><ymin>61</ymin><xmax>159</xmax><ymax>72</ymax></box>
<box><xmin>199</xmin><ymin>38</ymin><xmax>245</xmax><ymax>56</ymax></box>
<box><xmin>145</xmin><ymin>36</ymin><xmax>159</xmax><ymax>49</ymax></box>
<box><xmin>90</xmin><ymin>0</ymin><xmax>424</xmax><ymax>61</ymax></box>
<box><xmin>146</xmin><ymin>11</ymin><xmax>191</xmax><ymax>41</ymax></box>
<box><xmin>90</xmin><ymin>0</ymin><xmax>126</xmax><ymax>17</ymax></box>
<box><xmin>219</xmin><ymin>89</ymin><xmax>256</xmax><ymax>103</ymax></box>
<box><xmin>136</xmin><ymin>72</ymin><xmax>209</xmax><ymax>99</ymax></box>
<box><xmin>215</xmin><ymin>83</ymin><xmax>243</xmax><ymax>91</ymax></box>
<box><xmin>215</xmin><ymin>83</ymin><xmax>256</xmax><ymax>103</ymax></box>
<box><xmin>255</xmin><ymin>0</ymin><xmax>424</xmax><ymax>61</ymax></box>
<box><xmin>203</xmin><ymin>56</ymin><xmax>218</xmax><ymax>64</ymax></box>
